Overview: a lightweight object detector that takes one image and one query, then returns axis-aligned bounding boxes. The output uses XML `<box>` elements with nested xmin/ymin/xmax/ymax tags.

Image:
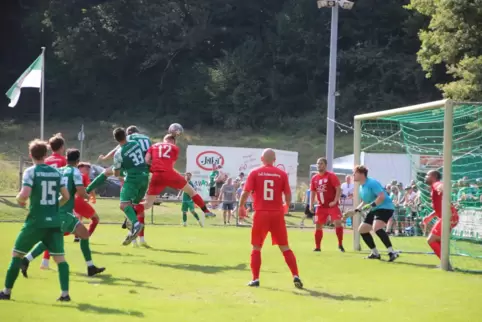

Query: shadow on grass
<box><xmin>16</xmin><ymin>300</ymin><xmax>144</xmax><ymax>317</ymax></box>
<box><xmin>391</xmin><ymin>261</ymin><xmax>438</xmax><ymax>269</ymax></box>
<box><xmin>146</xmin><ymin>247</ymin><xmax>206</xmax><ymax>255</ymax></box>
<box><xmin>72</xmin><ymin>272</ymin><xmax>160</xmax><ymax>290</ymax></box>
<box><xmin>91</xmin><ymin>250</ymin><xmax>145</xmax><ymax>258</ymax></box>
<box><xmin>143</xmin><ymin>259</ymin><xmax>247</xmax><ymax>274</ymax></box>
<box><xmin>0</xmin><ymin>197</ymin><xmax>23</xmax><ymax>208</ymax></box>
<box><xmin>265</xmin><ymin>287</ymin><xmax>383</xmax><ymax>302</ymax></box>
<box><xmin>454</xmin><ymin>268</ymin><xmax>482</xmax><ymax>275</ymax></box>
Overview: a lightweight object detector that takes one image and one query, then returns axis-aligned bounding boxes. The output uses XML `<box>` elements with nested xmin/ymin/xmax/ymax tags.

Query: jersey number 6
<box><xmin>263</xmin><ymin>180</ymin><xmax>274</xmax><ymax>201</ymax></box>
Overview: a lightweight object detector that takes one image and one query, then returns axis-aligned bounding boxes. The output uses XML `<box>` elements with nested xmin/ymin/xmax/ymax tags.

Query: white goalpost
<box><xmin>352</xmin><ymin>99</ymin><xmax>455</xmax><ymax>271</ymax></box>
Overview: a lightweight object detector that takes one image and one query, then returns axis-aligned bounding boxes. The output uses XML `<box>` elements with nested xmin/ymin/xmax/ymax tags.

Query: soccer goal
<box><xmin>353</xmin><ymin>100</ymin><xmax>482</xmax><ymax>271</ymax></box>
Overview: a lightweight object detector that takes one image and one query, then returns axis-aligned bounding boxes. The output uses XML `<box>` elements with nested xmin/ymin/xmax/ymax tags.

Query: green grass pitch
<box><xmin>0</xmin><ymin>221</ymin><xmax>481</xmax><ymax>321</ymax></box>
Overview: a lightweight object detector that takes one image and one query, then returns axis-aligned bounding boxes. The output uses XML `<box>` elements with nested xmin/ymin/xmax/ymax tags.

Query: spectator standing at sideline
<box><xmin>219</xmin><ymin>178</ymin><xmax>236</xmax><ymax>225</ymax></box>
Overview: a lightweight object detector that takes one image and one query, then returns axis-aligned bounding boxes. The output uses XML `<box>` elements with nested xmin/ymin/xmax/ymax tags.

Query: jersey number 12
<box><xmin>158</xmin><ymin>144</ymin><xmax>172</xmax><ymax>159</ymax></box>
<box><xmin>40</xmin><ymin>181</ymin><xmax>57</xmax><ymax>205</ymax></box>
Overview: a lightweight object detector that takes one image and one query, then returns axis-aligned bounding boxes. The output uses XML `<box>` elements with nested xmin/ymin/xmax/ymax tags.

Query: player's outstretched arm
<box><xmin>99</xmin><ymin>146</ymin><xmax>119</xmax><ymax>161</ymax></box>
<box><xmin>16</xmin><ymin>186</ymin><xmax>31</xmax><ymax>206</ymax></box>
<box><xmin>59</xmin><ymin>186</ymin><xmax>70</xmax><ymax>207</ymax></box>
<box><xmin>145</xmin><ymin>151</ymin><xmax>152</xmax><ymax>165</ymax></box>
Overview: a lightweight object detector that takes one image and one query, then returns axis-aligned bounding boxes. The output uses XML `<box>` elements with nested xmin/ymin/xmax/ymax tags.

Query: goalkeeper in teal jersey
<box><xmin>21</xmin><ymin>149</ymin><xmax>105</xmax><ymax>278</ymax></box>
<box><xmin>86</xmin><ymin>125</ymin><xmax>151</xmax><ymax>245</ymax></box>
<box><xmin>111</xmin><ymin>127</ymin><xmax>149</xmax><ymax>245</ymax></box>
<box><xmin>0</xmin><ymin>140</ymin><xmax>71</xmax><ymax>301</ymax></box>
<box><xmin>177</xmin><ymin>172</ymin><xmax>203</xmax><ymax>227</ymax></box>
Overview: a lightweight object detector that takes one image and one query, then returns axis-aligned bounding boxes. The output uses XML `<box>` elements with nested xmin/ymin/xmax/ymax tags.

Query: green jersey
<box><xmin>182</xmin><ymin>181</ymin><xmax>195</xmax><ymax>202</ymax></box>
<box><xmin>127</xmin><ymin>133</ymin><xmax>152</xmax><ymax>155</ymax></box>
<box><xmin>22</xmin><ymin>164</ymin><xmax>66</xmax><ymax>228</ymax></box>
<box><xmin>59</xmin><ymin>165</ymin><xmax>84</xmax><ymax>213</ymax></box>
<box><xmin>113</xmin><ymin>141</ymin><xmax>149</xmax><ymax>180</ymax></box>
<box><xmin>209</xmin><ymin>170</ymin><xmax>219</xmax><ymax>187</ymax></box>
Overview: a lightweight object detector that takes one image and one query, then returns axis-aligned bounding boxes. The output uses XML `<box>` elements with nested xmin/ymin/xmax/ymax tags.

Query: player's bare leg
<box><xmin>358</xmin><ymin>222</ymin><xmax>380</xmax><ymax>259</ymax></box>
<box><xmin>334</xmin><ymin>219</ymin><xmax>345</xmax><ymax>252</ymax></box>
<box><xmin>145</xmin><ymin>183</ymin><xmax>215</xmax><ymax>218</ymax></box>
<box><xmin>74</xmin><ymin>223</ymin><xmax>105</xmax><ymax>276</ymax></box>
<box><xmin>191</xmin><ymin>210</ymin><xmax>203</xmax><ymax>227</ymax></box>
<box><xmin>373</xmin><ymin>219</ymin><xmax>398</xmax><ymax>262</ymax></box>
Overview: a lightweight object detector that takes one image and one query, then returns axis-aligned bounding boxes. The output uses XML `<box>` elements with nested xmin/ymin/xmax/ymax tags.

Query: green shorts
<box><xmin>61</xmin><ymin>212</ymin><xmax>81</xmax><ymax>235</ymax></box>
<box><xmin>13</xmin><ymin>224</ymin><xmax>64</xmax><ymax>256</ymax></box>
<box><xmin>181</xmin><ymin>201</ymin><xmax>195</xmax><ymax>213</ymax></box>
<box><xmin>120</xmin><ymin>177</ymin><xmax>149</xmax><ymax>204</ymax></box>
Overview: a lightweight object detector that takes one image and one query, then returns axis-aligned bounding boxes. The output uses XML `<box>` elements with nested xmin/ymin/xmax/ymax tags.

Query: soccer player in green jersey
<box><xmin>0</xmin><ymin>140</ymin><xmax>71</xmax><ymax>301</ymax></box>
<box><xmin>177</xmin><ymin>172</ymin><xmax>203</xmax><ymax>227</ymax></box>
<box><xmin>21</xmin><ymin>149</ymin><xmax>105</xmax><ymax>277</ymax></box>
<box><xmin>87</xmin><ymin>125</ymin><xmax>151</xmax><ymax>244</ymax></box>
<box><xmin>111</xmin><ymin>127</ymin><xmax>148</xmax><ymax>245</ymax></box>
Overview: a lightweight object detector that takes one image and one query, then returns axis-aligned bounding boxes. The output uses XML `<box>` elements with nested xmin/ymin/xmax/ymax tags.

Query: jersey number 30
<box><xmin>40</xmin><ymin>181</ymin><xmax>57</xmax><ymax>205</ymax></box>
<box><xmin>263</xmin><ymin>180</ymin><xmax>274</xmax><ymax>201</ymax></box>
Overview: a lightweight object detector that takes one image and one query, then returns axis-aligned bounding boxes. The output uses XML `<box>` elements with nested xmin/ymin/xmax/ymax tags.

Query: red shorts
<box><xmin>315</xmin><ymin>206</ymin><xmax>342</xmax><ymax>225</ymax></box>
<box><xmin>74</xmin><ymin>197</ymin><xmax>96</xmax><ymax>219</ymax></box>
<box><xmin>430</xmin><ymin>209</ymin><xmax>459</xmax><ymax>237</ymax></box>
<box><xmin>147</xmin><ymin>170</ymin><xmax>187</xmax><ymax>195</ymax></box>
<box><xmin>251</xmin><ymin>211</ymin><xmax>288</xmax><ymax>247</ymax></box>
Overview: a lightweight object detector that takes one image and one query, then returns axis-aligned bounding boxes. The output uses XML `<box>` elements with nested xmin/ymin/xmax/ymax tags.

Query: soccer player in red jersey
<box><xmin>143</xmin><ymin>134</ymin><xmax>215</xmax><ymax>218</ymax></box>
<box><xmin>75</xmin><ymin>163</ymin><xmax>100</xmax><ymax>237</ymax></box>
<box><xmin>310</xmin><ymin>157</ymin><xmax>344</xmax><ymax>252</ymax></box>
<box><xmin>239</xmin><ymin>149</ymin><xmax>302</xmax><ymax>288</ymax></box>
<box><xmin>45</xmin><ymin>133</ymin><xmax>67</xmax><ymax>169</ymax></box>
<box><xmin>423</xmin><ymin>170</ymin><xmax>459</xmax><ymax>267</ymax></box>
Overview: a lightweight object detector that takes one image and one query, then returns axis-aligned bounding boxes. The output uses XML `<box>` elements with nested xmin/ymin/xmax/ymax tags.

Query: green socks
<box><xmin>182</xmin><ymin>213</ymin><xmax>187</xmax><ymax>223</ymax></box>
<box><xmin>80</xmin><ymin>239</ymin><xmax>92</xmax><ymax>262</ymax></box>
<box><xmin>4</xmin><ymin>257</ymin><xmax>22</xmax><ymax>289</ymax></box>
<box><xmin>57</xmin><ymin>262</ymin><xmax>69</xmax><ymax>292</ymax></box>
<box><xmin>86</xmin><ymin>173</ymin><xmax>107</xmax><ymax>194</ymax></box>
<box><xmin>193</xmin><ymin>212</ymin><xmax>200</xmax><ymax>221</ymax></box>
<box><xmin>30</xmin><ymin>242</ymin><xmax>47</xmax><ymax>260</ymax></box>
<box><xmin>124</xmin><ymin>205</ymin><xmax>138</xmax><ymax>225</ymax></box>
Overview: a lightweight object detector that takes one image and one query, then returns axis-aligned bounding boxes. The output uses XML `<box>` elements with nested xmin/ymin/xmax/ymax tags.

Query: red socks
<box><xmin>250</xmin><ymin>250</ymin><xmax>261</xmax><ymax>280</ymax></box>
<box><xmin>137</xmin><ymin>214</ymin><xmax>145</xmax><ymax>237</ymax></box>
<box><xmin>88</xmin><ymin>216</ymin><xmax>99</xmax><ymax>236</ymax></box>
<box><xmin>43</xmin><ymin>251</ymin><xmax>50</xmax><ymax>260</ymax></box>
<box><xmin>335</xmin><ymin>226</ymin><xmax>344</xmax><ymax>246</ymax></box>
<box><xmin>191</xmin><ymin>194</ymin><xmax>208</xmax><ymax>213</ymax></box>
<box><xmin>429</xmin><ymin>241</ymin><xmax>441</xmax><ymax>259</ymax></box>
<box><xmin>315</xmin><ymin>229</ymin><xmax>323</xmax><ymax>249</ymax></box>
<box><xmin>282</xmin><ymin>249</ymin><xmax>299</xmax><ymax>277</ymax></box>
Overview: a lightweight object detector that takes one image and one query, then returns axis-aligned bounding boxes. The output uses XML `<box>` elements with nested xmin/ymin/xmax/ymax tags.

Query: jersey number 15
<box><xmin>40</xmin><ymin>181</ymin><xmax>57</xmax><ymax>205</ymax></box>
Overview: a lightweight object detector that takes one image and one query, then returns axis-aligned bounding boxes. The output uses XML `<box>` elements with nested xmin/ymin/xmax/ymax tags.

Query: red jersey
<box><xmin>431</xmin><ymin>181</ymin><xmax>456</xmax><ymax>217</ymax></box>
<box><xmin>147</xmin><ymin>142</ymin><xmax>179</xmax><ymax>172</ymax></box>
<box><xmin>82</xmin><ymin>172</ymin><xmax>91</xmax><ymax>187</ymax></box>
<box><xmin>244</xmin><ymin>165</ymin><xmax>291</xmax><ymax>212</ymax></box>
<box><xmin>310</xmin><ymin>171</ymin><xmax>340</xmax><ymax>207</ymax></box>
<box><xmin>45</xmin><ymin>153</ymin><xmax>66</xmax><ymax>169</ymax></box>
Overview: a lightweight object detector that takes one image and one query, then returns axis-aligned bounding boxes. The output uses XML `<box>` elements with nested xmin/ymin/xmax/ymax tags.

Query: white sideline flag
<box><xmin>5</xmin><ymin>53</ymin><xmax>43</xmax><ymax>107</ymax></box>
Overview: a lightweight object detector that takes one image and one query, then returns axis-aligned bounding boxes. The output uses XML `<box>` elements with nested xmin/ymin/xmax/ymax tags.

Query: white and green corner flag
<box><xmin>6</xmin><ymin>53</ymin><xmax>43</xmax><ymax>108</ymax></box>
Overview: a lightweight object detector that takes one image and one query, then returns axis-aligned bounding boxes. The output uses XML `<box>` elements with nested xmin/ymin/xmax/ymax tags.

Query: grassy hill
<box><xmin>0</xmin><ymin>119</ymin><xmax>354</xmax><ymax>191</ymax></box>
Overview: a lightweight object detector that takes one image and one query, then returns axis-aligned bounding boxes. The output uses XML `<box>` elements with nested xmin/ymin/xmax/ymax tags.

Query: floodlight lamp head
<box><xmin>339</xmin><ymin>0</ymin><xmax>354</xmax><ymax>10</ymax></box>
<box><xmin>317</xmin><ymin>0</ymin><xmax>337</xmax><ymax>9</ymax></box>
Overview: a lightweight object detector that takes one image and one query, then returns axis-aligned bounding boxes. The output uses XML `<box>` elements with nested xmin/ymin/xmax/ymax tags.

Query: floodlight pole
<box><xmin>325</xmin><ymin>4</ymin><xmax>339</xmax><ymax>171</ymax></box>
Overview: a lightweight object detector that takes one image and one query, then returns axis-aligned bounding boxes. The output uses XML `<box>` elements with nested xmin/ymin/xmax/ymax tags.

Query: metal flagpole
<box><xmin>40</xmin><ymin>47</ymin><xmax>46</xmax><ymax>140</ymax></box>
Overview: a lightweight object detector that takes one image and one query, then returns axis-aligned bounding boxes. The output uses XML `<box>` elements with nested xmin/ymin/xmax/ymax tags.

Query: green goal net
<box><xmin>356</xmin><ymin>102</ymin><xmax>482</xmax><ymax>271</ymax></box>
